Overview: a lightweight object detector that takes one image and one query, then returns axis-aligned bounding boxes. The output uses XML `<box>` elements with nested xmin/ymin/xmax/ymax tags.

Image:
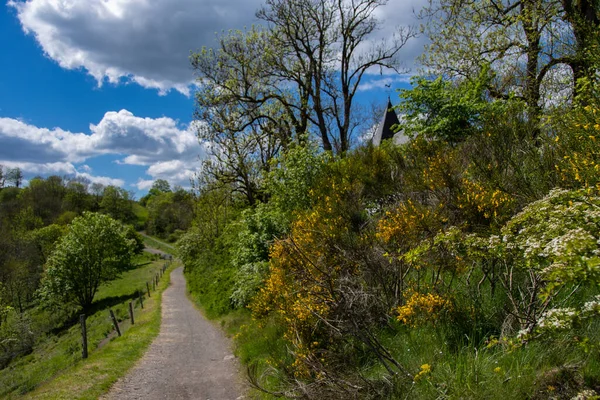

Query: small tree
<box><xmin>40</xmin><ymin>212</ymin><xmax>135</xmax><ymax>311</ymax></box>
<box><xmin>0</xmin><ymin>165</ymin><xmax>5</xmax><ymax>189</ymax></box>
<box><xmin>6</xmin><ymin>168</ymin><xmax>23</xmax><ymax>188</ymax></box>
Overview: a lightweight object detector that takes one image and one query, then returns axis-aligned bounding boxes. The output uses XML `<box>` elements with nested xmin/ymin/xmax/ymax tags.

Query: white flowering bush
<box><xmin>570</xmin><ymin>389</ymin><xmax>599</xmax><ymax>400</ymax></box>
<box><xmin>501</xmin><ymin>188</ymin><xmax>600</xmax><ymax>296</ymax></box>
<box><xmin>418</xmin><ymin>187</ymin><xmax>600</xmax><ymax>338</ymax></box>
<box><xmin>536</xmin><ymin>307</ymin><xmax>578</xmax><ymax>332</ymax></box>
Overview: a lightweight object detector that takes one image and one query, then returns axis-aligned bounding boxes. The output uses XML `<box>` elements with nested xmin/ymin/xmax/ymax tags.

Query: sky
<box><xmin>0</xmin><ymin>0</ymin><xmax>426</xmax><ymax>197</ymax></box>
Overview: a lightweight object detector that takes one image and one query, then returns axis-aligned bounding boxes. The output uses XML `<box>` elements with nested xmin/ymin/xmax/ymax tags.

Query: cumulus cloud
<box><xmin>0</xmin><ymin>160</ymin><xmax>125</xmax><ymax>187</ymax></box>
<box><xmin>0</xmin><ymin>110</ymin><xmax>203</xmax><ymax>165</ymax></box>
<box><xmin>358</xmin><ymin>75</ymin><xmax>413</xmax><ymax>92</ymax></box>
<box><xmin>76</xmin><ymin>172</ymin><xmax>125</xmax><ymax>187</ymax></box>
<box><xmin>8</xmin><ymin>0</ymin><xmax>427</xmax><ymax>94</ymax></box>
<box><xmin>0</xmin><ymin>110</ymin><xmax>207</xmax><ymax>188</ymax></box>
<box><xmin>0</xmin><ymin>161</ymin><xmax>77</xmax><ymax>176</ymax></box>
<box><xmin>133</xmin><ymin>160</ymin><xmax>200</xmax><ymax>190</ymax></box>
<box><xmin>134</xmin><ymin>179</ymin><xmax>155</xmax><ymax>191</ymax></box>
<box><xmin>8</xmin><ymin>0</ymin><xmax>264</xmax><ymax>95</ymax></box>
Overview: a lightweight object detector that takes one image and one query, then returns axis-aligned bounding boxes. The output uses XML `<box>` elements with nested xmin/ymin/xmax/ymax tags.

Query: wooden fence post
<box><xmin>80</xmin><ymin>314</ymin><xmax>88</xmax><ymax>359</ymax></box>
<box><xmin>109</xmin><ymin>309</ymin><xmax>121</xmax><ymax>337</ymax></box>
<box><xmin>147</xmin><ymin>282</ymin><xmax>151</xmax><ymax>297</ymax></box>
<box><xmin>129</xmin><ymin>301</ymin><xmax>135</xmax><ymax>325</ymax></box>
<box><xmin>138</xmin><ymin>290</ymin><xmax>144</xmax><ymax>309</ymax></box>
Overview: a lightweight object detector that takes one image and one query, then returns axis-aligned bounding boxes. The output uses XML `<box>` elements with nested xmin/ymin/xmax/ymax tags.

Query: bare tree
<box><xmin>190</xmin><ymin>0</ymin><xmax>415</xmax><ymax>202</ymax></box>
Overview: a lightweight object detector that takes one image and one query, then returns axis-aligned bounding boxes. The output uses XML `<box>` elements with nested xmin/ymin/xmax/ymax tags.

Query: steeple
<box><xmin>372</xmin><ymin>98</ymin><xmax>400</xmax><ymax>146</ymax></box>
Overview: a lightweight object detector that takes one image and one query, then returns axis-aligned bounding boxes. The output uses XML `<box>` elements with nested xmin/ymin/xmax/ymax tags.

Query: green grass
<box><xmin>140</xmin><ymin>233</ymin><xmax>176</xmax><ymax>255</ymax></box>
<box><xmin>0</xmin><ymin>255</ymin><xmax>176</xmax><ymax>399</ymax></box>
<box><xmin>132</xmin><ymin>203</ymin><xmax>148</xmax><ymax>230</ymax></box>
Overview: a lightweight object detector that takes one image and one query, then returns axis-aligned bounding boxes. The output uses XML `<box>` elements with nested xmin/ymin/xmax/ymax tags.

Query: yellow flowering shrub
<box><xmin>554</xmin><ymin>104</ymin><xmax>600</xmax><ymax>189</ymax></box>
<box><xmin>457</xmin><ymin>177</ymin><xmax>514</xmax><ymax>222</ymax></box>
<box><xmin>377</xmin><ymin>200</ymin><xmax>433</xmax><ymax>244</ymax></box>
<box><xmin>250</xmin><ymin>176</ymin><xmax>361</xmax><ymax>378</ymax></box>
<box><xmin>395</xmin><ymin>290</ymin><xmax>453</xmax><ymax>327</ymax></box>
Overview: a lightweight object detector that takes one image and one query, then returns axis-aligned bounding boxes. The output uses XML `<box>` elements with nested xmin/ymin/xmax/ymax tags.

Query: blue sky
<box><xmin>0</xmin><ymin>0</ymin><xmax>424</xmax><ymax>197</ymax></box>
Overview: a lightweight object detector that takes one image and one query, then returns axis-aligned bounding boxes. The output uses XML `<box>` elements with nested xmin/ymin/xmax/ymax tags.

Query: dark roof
<box><xmin>372</xmin><ymin>99</ymin><xmax>400</xmax><ymax>146</ymax></box>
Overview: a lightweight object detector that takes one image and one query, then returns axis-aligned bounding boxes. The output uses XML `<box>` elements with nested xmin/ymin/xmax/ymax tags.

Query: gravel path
<box><xmin>104</xmin><ymin>267</ymin><xmax>245</xmax><ymax>400</ymax></box>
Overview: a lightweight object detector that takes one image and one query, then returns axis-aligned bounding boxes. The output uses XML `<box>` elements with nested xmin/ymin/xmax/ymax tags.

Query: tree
<box><xmin>151</xmin><ymin>179</ymin><xmax>171</xmax><ymax>194</ymax></box>
<box><xmin>0</xmin><ymin>165</ymin><xmax>5</xmax><ymax>189</ymax></box>
<box><xmin>561</xmin><ymin>0</ymin><xmax>600</xmax><ymax>95</ymax></box>
<box><xmin>420</xmin><ymin>0</ymin><xmax>599</xmax><ymax>126</ymax></box>
<box><xmin>40</xmin><ymin>212</ymin><xmax>135</xmax><ymax>311</ymax></box>
<box><xmin>396</xmin><ymin>70</ymin><xmax>499</xmax><ymax>143</ymax></box>
<box><xmin>256</xmin><ymin>0</ymin><xmax>414</xmax><ymax>152</ymax></box>
<box><xmin>22</xmin><ymin>176</ymin><xmax>66</xmax><ymax>224</ymax></box>
<box><xmin>100</xmin><ymin>185</ymin><xmax>135</xmax><ymax>223</ymax></box>
<box><xmin>6</xmin><ymin>168</ymin><xmax>23</xmax><ymax>188</ymax></box>
<box><xmin>190</xmin><ymin>0</ymin><xmax>414</xmax><ymax>202</ymax></box>
<box><xmin>140</xmin><ymin>179</ymin><xmax>172</xmax><ymax>206</ymax></box>
<box><xmin>145</xmin><ymin>189</ymin><xmax>194</xmax><ymax>239</ymax></box>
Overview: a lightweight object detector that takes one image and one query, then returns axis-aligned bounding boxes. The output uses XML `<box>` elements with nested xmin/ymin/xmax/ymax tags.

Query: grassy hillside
<box><xmin>0</xmin><ymin>253</ymin><xmax>174</xmax><ymax>399</ymax></box>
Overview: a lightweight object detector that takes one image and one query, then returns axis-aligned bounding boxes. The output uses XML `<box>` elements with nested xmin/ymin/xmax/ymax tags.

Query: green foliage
<box><xmin>179</xmin><ymin>187</ymin><xmax>244</xmax><ymax>317</ymax></box>
<box><xmin>397</xmin><ymin>71</ymin><xmax>494</xmax><ymax>143</ymax></box>
<box><xmin>40</xmin><ymin>212</ymin><xmax>135</xmax><ymax>311</ymax></box>
<box><xmin>100</xmin><ymin>185</ymin><xmax>135</xmax><ymax>223</ymax></box>
<box><xmin>124</xmin><ymin>225</ymin><xmax>145</xmax><ymax>255</ymax></box>
<box><xmin>266</xmin><ymin>141</ymin><xmax>330</xmax><ymax>215</ymax></box>
<box><xmin>230</xmin><ymin>203</ymin><xmax>289</xmax><ymax>308</ymax></box>
<box><xmin>145</xmin><ymin>189</ymin><xmax>193</xmax><ymax>239</ymax></box>
<box><xmin>178</xmin><ymin>6</ymin><xmax>600</xmax><ymax>397</ymax></box>
<box><xmin>28</xmin><ymin>224</ymin><xmax>66</xmax><ymax>262</ymax></box>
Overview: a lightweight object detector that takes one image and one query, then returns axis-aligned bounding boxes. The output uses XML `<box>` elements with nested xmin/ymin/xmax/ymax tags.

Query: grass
<box><xmin>132</xmin><ymin>203</ymin><xmax>148</xmax><ymax>230</ymax></box>
<box><xmin>140</xmin><ymin>233</ymin><xmax>176</xmax><ymax>255</ymax></box>
<box><xmin>0</xmin><ymin>253</ymin><xmax>176</xmax><ymax>399</ymax></box>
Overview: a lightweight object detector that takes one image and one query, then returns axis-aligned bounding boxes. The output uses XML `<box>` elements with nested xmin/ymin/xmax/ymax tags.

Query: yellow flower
<box><xmin>414</xmin><ymin>363</ymin><xmax>432</xmax><ymax>381</ymax></box>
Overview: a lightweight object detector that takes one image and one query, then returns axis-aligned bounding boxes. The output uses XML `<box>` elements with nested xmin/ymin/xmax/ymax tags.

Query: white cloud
<box><xmin>88</xmin><ymin>110</ymin><xmax>202</xmax><ymax>165</ymax></box>
<box><xmin>0</xmin><ymin>110</ymin><xmax>207</xmax><ymax>189</ymax></box>
<box><xmin>8</xmin><ymin>0</ymin><xmax>428</xmax><ymax>94</ymax></box>
<box><xmin>146</xmin><ymin>160</ymin><xmax>198</xmax><ymax>185</ymax></box>
<box><xmin>9</xmin><ymin>0</ymin><xmax>264</xmax><ymax>95</ymax></box>
<box><xmin>358</xmin><ymin>75</ymin><xmax>413</xmax><ymax>92</ymax></box>
<box><xmin>0</xmin><ymin>160</ymin><xmax>77</xmax><ymax>175</ymax></box>
<box><xmin>0</xmin><ymin>110</ymin><xmax>204</xmax><ymax>165</ymax></box>
<box><xmin>76</xmin><ymin>172</ymin><xmax>125</xmax><ymax>187</ymax></box>
<box><xmin>0</xmin><ymin>160</ymin><xmax>125</xmax><ymax>187</ymax></box>
<box><xmin>134</xmin><ymin>179</ymin><xmax>154</xmax><ymax>191</ymax></box>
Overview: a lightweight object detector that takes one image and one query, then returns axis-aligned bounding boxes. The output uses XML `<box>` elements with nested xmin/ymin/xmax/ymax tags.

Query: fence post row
<box><xmin>129</xmin><ymin>301</ymin><xmax>135</xmax><ymax>325</ymax></box>
<box><xmin>80</xmin><ymin>260</ymin><xmax>176</xmax><ymax>361</ymax></box>
<box><xmin>138</xmin><ymin>290</ymin><xmax>144</xmax><ymax>309</ymax></box>
<box><xmin>109</xmin><ymin>308</ymin><xmax>121</xmax><ymax>337</ymax></box>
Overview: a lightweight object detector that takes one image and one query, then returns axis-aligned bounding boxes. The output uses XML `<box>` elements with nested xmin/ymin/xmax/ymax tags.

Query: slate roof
<box><xmin>372</xmin><ymin>99</ymin><xmax>400</xmax><ymax>146</ymax></box>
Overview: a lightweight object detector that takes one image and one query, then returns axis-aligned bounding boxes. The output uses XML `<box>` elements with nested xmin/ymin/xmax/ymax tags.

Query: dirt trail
<box><xmin>104</xmin><ymin>267</ymin><xmax>245</xmax><ymax>400</ymax></box>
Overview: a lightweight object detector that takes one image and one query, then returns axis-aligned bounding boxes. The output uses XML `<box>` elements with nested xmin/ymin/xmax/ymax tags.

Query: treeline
<box><xmin>179</xmin><ymin>0</ymin><xmax>600</xmax><ymax>398</ymax></box>
<box><xmin>0</xmin><ymin>174</ymin><xmax>145</xmax><ymax>367</ymax></box>
<box><xmin>139</xmin><ymin>179</ymin><xmax>194</xmax><ymax>242</ymax></box>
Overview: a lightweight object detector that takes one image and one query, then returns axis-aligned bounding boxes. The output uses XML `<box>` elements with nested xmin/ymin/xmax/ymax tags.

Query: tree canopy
<box><xmin>420</xmin><ymin>0</ymin><xmax>600</xmax><ymax>124</ymax></box>
<box><xmin>40</xmin><ymin>212</ymin><xmax>135</xmax><ymax>311</ymax></box>
<box><xmin>190</xmin><ymin>0</ymin><xmax>414</xmax><ymax>204</ymax></box>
